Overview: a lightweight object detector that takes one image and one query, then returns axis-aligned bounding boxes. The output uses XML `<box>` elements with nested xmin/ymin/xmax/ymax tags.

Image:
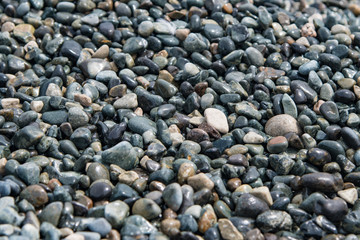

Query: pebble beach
<box><xmin>1</xmin><ymin>0</ymin><xmax>360</xmax><ymax>239</ymax></box>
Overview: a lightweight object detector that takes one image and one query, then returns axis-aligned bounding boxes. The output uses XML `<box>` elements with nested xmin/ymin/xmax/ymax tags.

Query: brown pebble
<box><xmin>108</xmin><ymin>230</ymin><xmax>120</xmax><ymax>240</ymax></box>
<box><xmin>158</xmin><ymin>70</ymin><xmax>174</xmax><ymax>83</ymax></box>
<box><xmin>20</xmin><ymin>185</ymin><xmax>49</xmax><ymax>208</ymax></box>
<box><xmin>344</xmin><ymin>182</ymin><xmax>356</xmax><ymax>189</ymax></box>
<box><xmin>77</xmin><ymin>195</ymin><xmax>93</xmax><ymax>209</ymax></box>
<box><xmin>161</xmin><ymin>219</ymin><xmax>181</xmax><ymax>237</ymax></box>
<box><xmin>48</xmin><ymin>178</ymin><xmax>62</xmax><ymax>191</ymax></box>
<box><xmin>74</xmin><ymin>93</ymin><xmax>92</xmax><ymax>107</ymax></box>
<box><xmin>313</xmin><ymin>100</ymin><xmax>325</xmax><ymax>114</ymax></box>
<box><xmin>198</xmin><ymin>204</ymin><xmax>217</xmax><ymax>233</ymax></box>
<box><xmin>194</xmin><ymin>82</ymin><xmax>208</xmax><ymax>96</ymax></box>
<box><xmin>349</xmin><ymin>3</ymin><xmax>360</xmax><ymax>16</ymax></box>
<box><xmin>227</xmin><ymin>178</ymin><xmax>242</xmax><ymax>192</ymax></box>
<box><xmin>187</xmin><ymin>173</ymin><xmax>214</xmax><ymax>191</ymax></box>
<box><xmin>175</xmin><ymin>28</ymin><xmax>190</xmax><ymax>41</ymax></box>
<box><xmin>222</xmin><ymin>3</ymin><xmax>233</xmax><ymax>13</ymax></box>
<box><xmin>94</xmin><ymin>200</ymin><xmax>109</xmax><ymax>207</ymax></box>
<box><xmin>149</xmin><ymin>181</ymin><xmax>166</xmax><ymax>192</ymax></box>
<box><xmin>178</xmin><ymin>162</ymin><xmax>196</xmax><ymax>185</ymax></box>
<box><xmin>109</xmin><ymin>84</ymin><xmax>127</xmax><ymax>97</ymax></box>
<box><xmin>163</xmin><ymin>208</ymin><xmax>177</xmax><ymax>219</ymax></box>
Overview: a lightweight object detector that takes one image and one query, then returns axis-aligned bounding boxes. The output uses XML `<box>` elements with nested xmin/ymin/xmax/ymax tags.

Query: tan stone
<box><xmin>301</xmin><ymin>23</ymin><xmax>316</xmax><ymax>37</ymax></box>
<box><xmin>59</xmin><ymin>228</ymin><xmax>73</xmax><ymax>238</ymax></box>
<box><xmin>224</xmin><ymin>144</ymin><xmax>248</xmax><ymax>155</ymax></box>
<box><xmin>265</xmin><ymin>114</ymin><xmax>302</xmax><ymax>136</ymax></box>
<box><xmin>349</xmin><ymin>3</ymin><xmax>360</xmax><ymax>16</ymax></box>
<box><xmin>313</xmin><ymin>100</ymin><xmax>325</xmax><ymax>114</ymax></box>
<box><xmin>118</xmin><ymin>171</ymin><xmax>139</xmax><ymax>185</ymax></box>
<box><xmin>161</xmin><ymin>219</ymin><xmax>180</xmax><ymax>237</ymax></box>
<box><xmin>0</xmin><ymin>158</ymin><xmax>7</xmax><ymax>176</ymax></box>
<box><xmin>178</xmin><ymin>162</ymin><xmax>196</xmax><ymax>184</ymax></box>
<box><xmin>113</xmin><ymin>93</ymin><xmax>138</xmax><ymax>109</ymax></box>
<box><xmin>218</xmin><ymin>218</ymin><xmax>244</xmax><ymax>240</ymax></box>
<box><xmin>90</xmin><ymin>142</ymin><xmax>102</xmax><ymax>153</ymax></box>
<box><xmin>158</xmin><ymin>70</ymin><xmax>174</xmax><ymax>83</ymax></box>
<box><xmin>92</xmin><ymin>44</ymin><xmax>109</xmax><ymax>58</ymax></box>
<box><xmin>187</xmin><ymin>173</ymin><xmax>214</xmax><ymax>191</ymax></box>
<box><xmin>45</xmin><ymin>83</ymin><xmax>63</xmax><ymax>97</ymax></box>
<box><xmin>74</xmin><ymin>93</ymin><xmax>92</xmax><ymax>107</ymax></box>
<box><xmin>235</xmin><ymin>184</ymin><xmax>252</xmax><ymax>193</ymax></box>
<box><xmin>354</xmin><ymin>85</ymin><xmax>360</xmax><ymax>100</ymax></box>
<box><xmin>1</xmin><ymin>22</ymin><xmax>15</xmax><ymax>32</ymax></box>
<box><xmin>243</xmin><ymin>132</ymin><xmax>264</xmax><ymax>144</ymax></box>
<box><xmin>108</xmin><ymin>230</ymin><xmax>120</xmax><ymax>240</ymax></box>
<box><xmin>250</xmin><ymin>186</ymin><xmax>273</xmax><ymax>206</ymax></box>
<box><xmin>13</xmin><ymin>24</ymin><xmax>35</xmax><ymax>42</ymax></box>
<box><xmin>338</xmin><ymin>188</ymin><xmax>358</xmax><ymax>205</ymax></box>
<box><xmin>338</xmin><ymin>78</ymin><xmax>356</xmax><ymax>89</ymax></box>
<box><xmin>175</xmin><ymin>28</ymin><xmax>190</xmax><ymax>41</ymax></box>
<box><xmin>109</xmin><ymin>84</ymin><xmax>127</xmax><ymax>97</ymax></box>
<box><xmin>64</xmin><ymin>234</ymin><xmax>85</xmax><ymax>240</ymax></box>
<box><xmin>1</xmin><ymin>98</ymin><xmax>20</xmax><ymax>109</ymax></box>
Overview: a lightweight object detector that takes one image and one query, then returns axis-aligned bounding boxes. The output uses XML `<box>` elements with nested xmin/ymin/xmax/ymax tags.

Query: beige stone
<box><xmin>338</xmin><ymin>188</ymin><xmax>358</xmax><ymax>205</ymax></box>
<box><xmin>1</xmin><ymin>98</ymin><xmax>20</xmax><ymax>109</ymax></box>
<box><xmin>45</xmin><ymin>83</ymin><xmax>63</xmax><ymax>96</ymax></box>
<box><xmin>243</xmin><ymin>132</ymin><xmax>264</xmax><ymax>144</ymax></box>
<box><xmin>250</xmin><ymin>186</ymin><xmax>273</xmax><ymax>206</ymax></box>
<box><xmin>178</xmin><ymin>162</ymin><xmax>196</xmax><ymax>184</ymax></box>
<box><xmin>218</xmin><ymin>218</ymin><xmax>244</xmax><ymax>240</ymax></box>
<box><xmin>74</xmin><ymin>93</ymin><xmax>92</xmax><ymax>107</ymax></box>
<box><xmin>204</xmin><ymin>108</ymin><xmax>229</xmax><ymax>134</ymax></box>
<box><xmin>92</xmin><ymin>44</ymin><xmax>109</xmax><ymax>58</ymax></box>
<box><xmin>118</xmin><ymin>171</ymin><xmax>139</xmax><ymax>185</ymax></box>
<box><xmin>187</xmin><ymin>173</ymin><xmax>214</xmax><ymax>191</ymax></box>
<box><xmin>265</xmin><ymin>114</ymin><xmax>302</xmax><ymax>136</ymax></box>
<box><xmin>64</xmin><ymin>234</ymin><xmax>85</xmax><ymax>240</ymax></box>
<box><xmin>113</xmin><ymin>93</ymin><xmax>138</xmax><ymax>109</ymax></box>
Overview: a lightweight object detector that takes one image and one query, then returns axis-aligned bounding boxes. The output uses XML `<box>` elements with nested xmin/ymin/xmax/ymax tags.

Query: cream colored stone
<box><xmin>338</xmin><ymin>188</ymin><xmax>358</xmax><ymax>205</ymax></box>
<box><xmin>250</xmin><ymin>186</ymin><xmax>273</xmax><ymax>206</ymax></box>
<box><xmin>1</xmin><ymin>98</ymin><xmax>20</xmax><ymax>109</ymax></box>
<box><xmin>218</xmin><ymin>218</ymin><xmax>244</xmax><ymax>240</ymax></box>
<box><xmin>204</xmin><ymin>108</ymin><xmax>229</xmax><ymax>134</ymax></box>
<box><xmin>243</xmin><ymin>132</ymin><xmax>264</xmax><ymax>144</ymax></box>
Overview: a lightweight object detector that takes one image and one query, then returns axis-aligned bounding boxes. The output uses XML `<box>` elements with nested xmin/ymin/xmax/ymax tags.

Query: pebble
<box><xmin>256</xmin><ymin>210</ymin><xmax>292</xmax><ymax>233</ymax></box>
<box><xmin>101</xmin><ymin>141</ymin><xmax>138</xmax><ymax>170</ymax></box>
<box><xmin>235</xmin><ymin>193</ymin><xmax>269</xmax><ymax>218</ymax></box>
<box><xmin>132</xmin><ymin>198</ymin><xmax>161</xmax><ymax>220</ymax></box>
<box><xmin>187</xmin><ymin>173</ymin><xmax>214</xmax><ymax>191</ymax></box>
<box><xmin>204</xmin><ymin>108</ymin><xmax>229</xmax><ymax>134</ymax></box>
<box><xmin>267</xmin><ymin>136</ymin><xmax>288</xmax><ymax>153</ymax></box>
<box><xmin>265</xmin><ymin>114</ymin><xmax>302</xmax><ymax>136</ymax></box>
<box><xmin>162</xmin><ymin>183</ymin><xmax>183</xmax><ymax>212</ymax></box>
<box><xmin>301</xmin><ymin>173</ymin><xmax>344</xmax><ymax>192</ymax></box>
<box><xmin>20</xmin><ymin>185</ymin><xmax>48</xmax><ymax>207</ymax></box>
<box><xmin>218</xmin><ymin>218</ymin><xmax>244</xmax><ymax>240</ymax></box>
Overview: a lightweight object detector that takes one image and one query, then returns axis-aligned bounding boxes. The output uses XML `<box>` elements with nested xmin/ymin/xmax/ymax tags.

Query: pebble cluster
<box><xmin>1</xmin><ymin>0</ymin><xmax>360</xmax><ymax>239</ymax></box>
